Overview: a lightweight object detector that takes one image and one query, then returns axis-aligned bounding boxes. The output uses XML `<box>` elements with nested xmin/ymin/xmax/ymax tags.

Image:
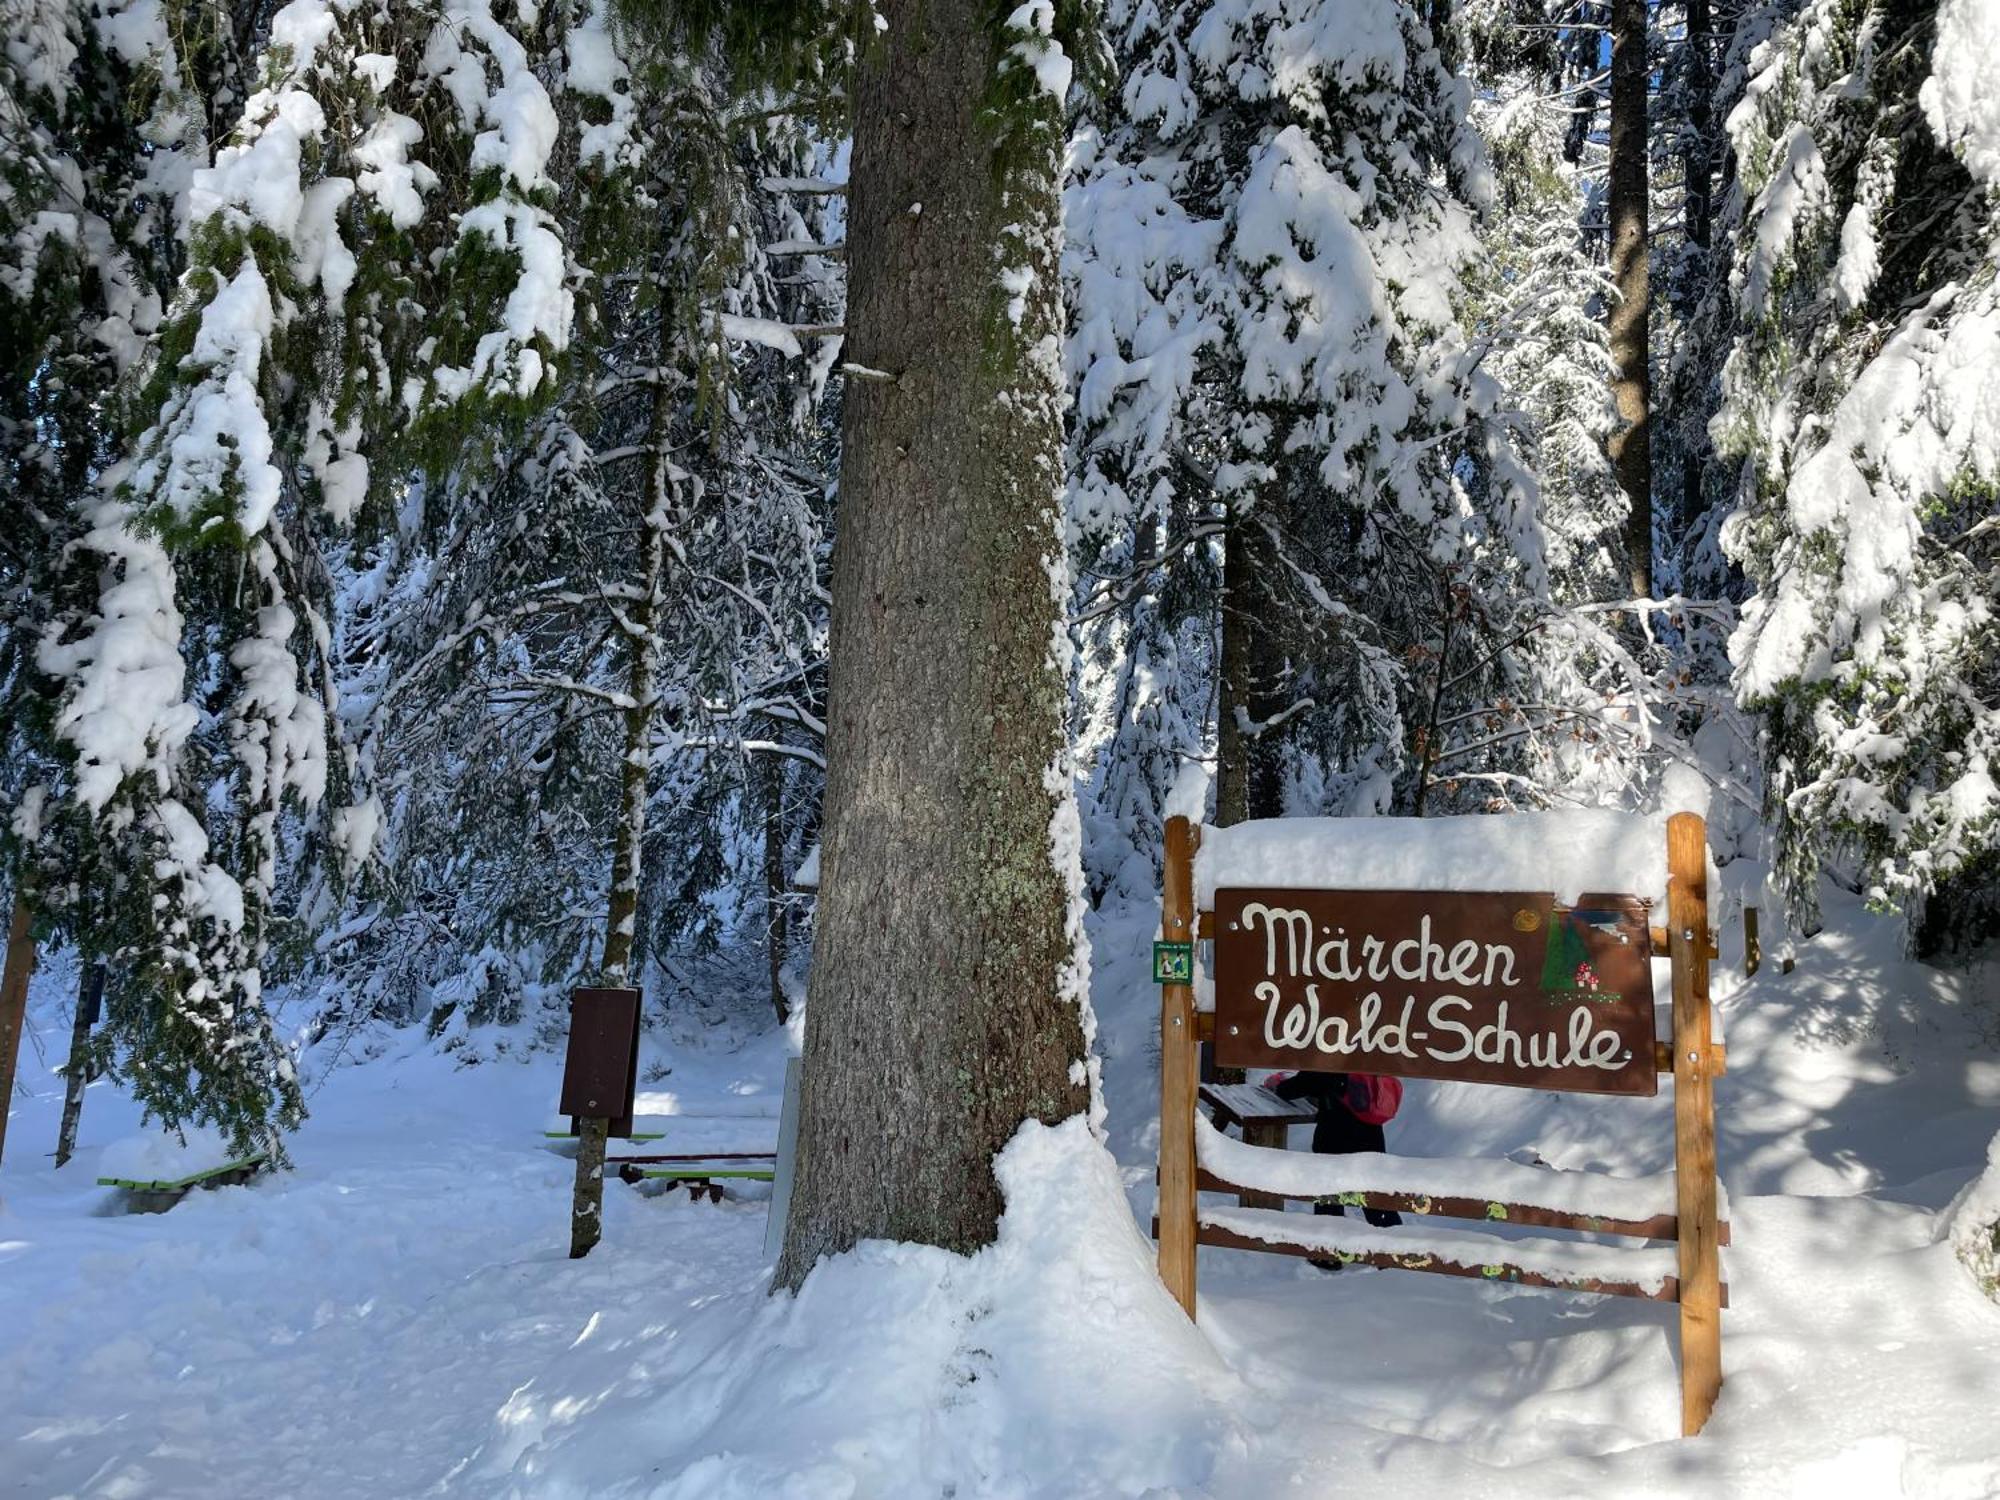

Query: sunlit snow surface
<box><xmin>3</xmin><ymin>884</ymin><xmax>1998</xmax><ymax>1497</ymax></box>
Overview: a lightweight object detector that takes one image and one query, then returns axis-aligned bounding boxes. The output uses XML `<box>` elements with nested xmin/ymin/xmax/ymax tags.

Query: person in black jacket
<box><xmin>1270</xmin><ymin>1070</ymin><xmax>1402</xmax><ymax>1227</ymax></box>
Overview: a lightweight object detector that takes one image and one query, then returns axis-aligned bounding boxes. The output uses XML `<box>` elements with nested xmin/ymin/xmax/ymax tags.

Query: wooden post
<box><xmin>1158</xmin><ymin>816</ymin><xmax>1199</xmax><ymax>1318</ymax></box>
<box><xmin>1743</xmin><ymin>906</ymin><xmax>1760</xmax><ymax>978</ymax></box>
<box><xmin>0</xmin><ymin>894</ymin><xmax>38</xmax><ymax>1175</ymax></box>
<box><xmin>1668</xmin><ymin>813</ymin><xmax>1723</xmax><ymax>1435</ymax></box>
<box><xmin>1238</xmin><ymin>1120</ymin><xmax>1287</xmax><ymax>1210</ymax></box>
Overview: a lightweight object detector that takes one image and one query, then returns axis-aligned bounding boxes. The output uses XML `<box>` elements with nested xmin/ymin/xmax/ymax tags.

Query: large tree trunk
<box><xmin>0</xmin><ymin>895</ymin><xmax>38</xmax><ymax>1176</ymax></box>
<box><xmin>775</xmin><ymin>0</ymin><xmax>1089</xmax><ymax>1289</ymax></box>
<box><xmin>1608</xmin><ymin>0</ymin><xmax>1653</xmax><ymax>599</ymax></box>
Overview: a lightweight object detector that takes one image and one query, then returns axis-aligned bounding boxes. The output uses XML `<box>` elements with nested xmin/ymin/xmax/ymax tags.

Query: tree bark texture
<box><xmin>776</xmin><ymin>0</ymin><xmax>1089</xmax><ymax>1289</ymax></box>
<box><xmin>0</xmin><ymin>895</ymin><xmax>38</xmax><ymax>1175</ymax></box>
<box><xmin>55</xmin><ymin>962</ymin><xmax>104</xmax><ymax>1169</ymax></box>
<box><xmin>1215</xmin><ymin>503</ymin><xmax>1287</xmax><ymax>828</ymax></box>
<box><xmin>1608</xmin><ymin>0</ymin><xmax>1653</xmax><ymax>599</ymax></box>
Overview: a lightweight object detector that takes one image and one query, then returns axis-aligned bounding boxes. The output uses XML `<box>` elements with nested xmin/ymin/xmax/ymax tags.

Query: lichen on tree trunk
<box><xmin>774</xmin><ymin>0</ymin><xmax>1089</xmax><ymax>1290</ymax></box>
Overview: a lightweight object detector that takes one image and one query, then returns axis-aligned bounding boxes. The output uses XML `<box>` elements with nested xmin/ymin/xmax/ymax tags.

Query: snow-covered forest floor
<box><xmin>5</xmin><ymin>885</ymin><xmax>1998</xmax><ymax>1499</ymax></box>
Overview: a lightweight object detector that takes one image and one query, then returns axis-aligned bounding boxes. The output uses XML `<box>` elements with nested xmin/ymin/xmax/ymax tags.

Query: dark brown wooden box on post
<box><xmin>561</xmin><ymin>987</ymin><xmax>641</xmax><ymax>1139</ymax></box>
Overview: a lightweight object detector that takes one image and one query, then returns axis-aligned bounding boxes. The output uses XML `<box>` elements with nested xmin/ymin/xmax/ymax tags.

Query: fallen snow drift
<box><xmin>495</xmin><ymin>1117</ymin><xmax>1235</xmax><ymax>1498</ymax></box>
<box><xmin>1945</xmin><ymin>1129</ymin><xmax>2000</xmax><ymax>1301</ymax></box>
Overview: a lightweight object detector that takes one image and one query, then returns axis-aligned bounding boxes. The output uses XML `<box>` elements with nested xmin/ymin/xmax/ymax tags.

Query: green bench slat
<box><xmin>97</xmin><ymin>1150</ymin><xmax>270</xmax><ymax>1193</ymax></box>
<box><xmin>543</xmin><ymin>1130</ymin><xmax>668</xmax><ymax>1142</ymax></box>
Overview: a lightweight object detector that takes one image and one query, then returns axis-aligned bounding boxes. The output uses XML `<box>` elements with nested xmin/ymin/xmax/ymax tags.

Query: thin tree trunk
<box><xmin>1682</xmin><ymin>0</ymin><xmax>1714</xmax><ymax>262</ymax></box>
<box><xmin>1215</xmin><ymin>508</ymin><xmax>1254</xmax><ymax>830</ymax></box>
<box><xmin>1213</xmin><ymin>501</ymin><xmax>1288</xmax><ymax>1086</ymax></box>
<box><xmin>776</xmin><ymin>0</ymin><xmax>1088</xmax><ymax>1289</ymax></box>
<box><xmin>570</xmin><ymin>307</ymin><xmax>673</xmax><ymax>1262</ymax></box>
<box><xmin>1608</xmin><ymin>0</ymin><xmax>1653</xmax><ymax>599</ymax></box>
<box><xmin>54</xmin><ymin>962</ymin><xmax>104</xmax><ymax>1169</ymax></box>
<box><xmin>1411</xmin><ymin>575</ymin><xmax>1457</xmax><ymax>818</ymax></box>
<box><xmin>1679</xmin><ymin>0</ymin><xmax>1715</xmax><ymax>549</ymax></box>
<box><xmin>761</xmin><ymin>756</ymin><xmax>790</xmax><ymax>1025</ymax></box>
<box><xmin>0</xmin><ymin>895</ymin><xmax>38</xmax><ymax>1175</ymax></box>
<box><xmin>1216</xmin><ymin>501</ymin><xmax>1288</xmax><ymax>829</ymax></box>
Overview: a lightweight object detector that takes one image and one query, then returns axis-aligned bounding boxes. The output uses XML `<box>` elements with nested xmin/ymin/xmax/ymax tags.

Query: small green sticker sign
<box><xmin>1153</xmin><ymin>941</ymin><xmax>1194</xmax><ymax>985</ymax></box>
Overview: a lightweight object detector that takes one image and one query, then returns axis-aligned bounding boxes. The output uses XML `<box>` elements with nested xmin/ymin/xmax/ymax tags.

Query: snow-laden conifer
<box><xmin>1067</xmin><ymin>0</ymin><xmax>1659</xmax><ymax>874</ymax></box>
<box><xmin>1717</xmin><ymin>0</ymin><xmax>2000</xmax><ymax>930</ymax></box>
<box><xmin>17</xmin><ymin>0</ymin><xmax>646</xmax><ymax>1152</ymax></box>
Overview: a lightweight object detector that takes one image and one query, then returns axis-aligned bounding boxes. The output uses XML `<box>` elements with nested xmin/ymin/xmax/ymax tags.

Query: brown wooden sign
<box><xmin>560</xmin><ymin>987</ymin><xmax>642</xmax><ymax>1136</ymax></box>
<box><xmin>1211</xmin><ymin>887</ymin><xmax>1657</xmax><ymax>1095</ymax></box>
<box><xmin>1158</xmin><ymin>818</ymin><xmax>1721</xmax><ymax>1436</ymax></box>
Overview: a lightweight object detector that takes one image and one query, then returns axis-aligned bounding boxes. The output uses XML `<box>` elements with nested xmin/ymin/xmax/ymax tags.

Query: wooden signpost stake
<box><xmin>1668</xmin><ymin>812</ymin><xmax>1723</xmax><ymax>1435</ymax></box>
<box><xmin>1158</xmin><ymin>816</ymin><xmax>1199</xmax><ymax>1317</ymax></box>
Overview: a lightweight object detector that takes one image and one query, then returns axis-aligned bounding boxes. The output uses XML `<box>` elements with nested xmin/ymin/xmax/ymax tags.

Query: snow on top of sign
<box><xmin>1196</xmin><ymin>1114</ymin><xmax>1729</xmax><ymax>1224</ymax></box>
<box><xmin>1200</xmin><ymin>1204</ymin><xmax>1681</xmax><ymax>1295</ymax></box>
<box><xmin>1194</xmin><ymin>811</ymin><xmax>1676</xmax><ymax>907</ymax></box>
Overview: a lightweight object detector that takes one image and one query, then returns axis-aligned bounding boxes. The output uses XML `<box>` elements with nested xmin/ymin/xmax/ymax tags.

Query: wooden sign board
<box><xmin>560</xmin><ymin>987</ymin><xmax>642</xmax><ymax>1137</ymax></box>
<box><xmin>1211</xmin><ymin>887</ymin><xmax>1657</xmax><ymax>1096</ymax></box>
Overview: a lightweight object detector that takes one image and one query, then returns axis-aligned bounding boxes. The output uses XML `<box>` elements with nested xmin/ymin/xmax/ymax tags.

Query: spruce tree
<box><xmin>1717</xmin><ymin>0</ymin><xmax>2000</xmax><ymax>936</ymax></box>
<box><xmin>14</xmin><ymin>0</ymin><xmax>646</xmax><ymax>1155</ymax></box>
<box><xmin>775</xmin><ymin>0</ymin><xmax>1095</xmax><ymax>1284</ymax></box>
<box><xmin>1067</xmin><ymin>0</ymin><xmax>1649</xmax><ymax>853</ymax></box>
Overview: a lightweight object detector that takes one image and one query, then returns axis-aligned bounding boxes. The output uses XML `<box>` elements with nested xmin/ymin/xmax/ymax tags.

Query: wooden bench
<box><xmin>98</xmin><ymin>1150</ymin><xmax>270</xmax><ymax>1214</ymax></box>
<box><xmin>1198</xmin><ymin>1082</ymin><xmax>1317</xmax><ymax>1210</ymax></box>
<box><xmin>612</xmin><ymin>1154</ymin><xmax>776</xmax><ymax>1201</ymax></box>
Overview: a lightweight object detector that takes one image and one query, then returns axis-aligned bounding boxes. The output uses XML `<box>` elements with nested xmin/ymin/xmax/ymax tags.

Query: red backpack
<box><xmin>1345</xmin><ymin>1073</ymin><xmax>1404</xmax><ymax>1125</ymax></box>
